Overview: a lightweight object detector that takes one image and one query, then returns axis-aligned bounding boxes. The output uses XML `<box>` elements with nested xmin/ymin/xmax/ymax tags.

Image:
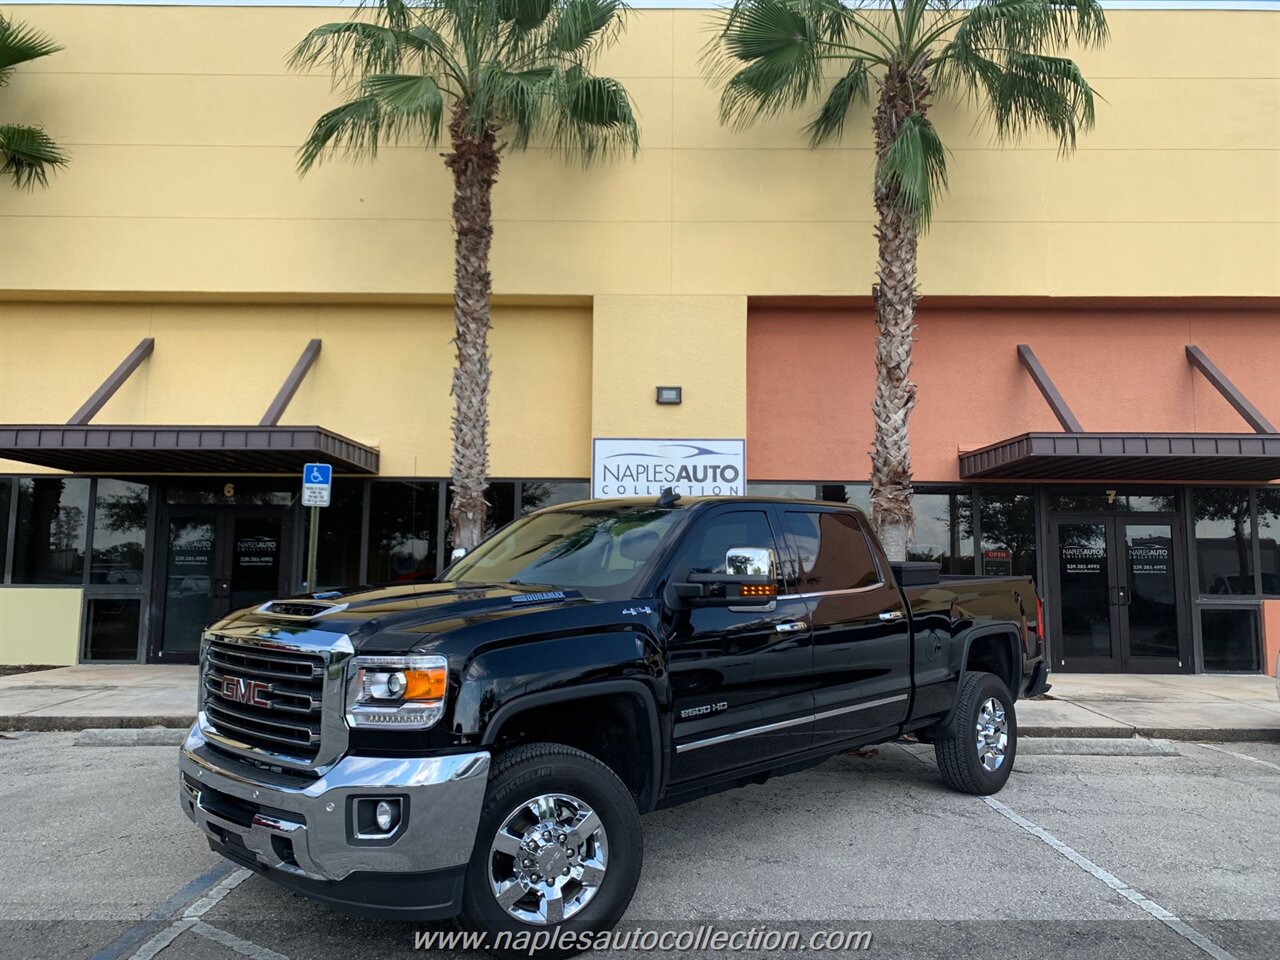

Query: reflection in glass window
<box><xmin>91</xmin><ymin>480</ymin><xmax>149</xmax><ymax>586</ymax></box>
<box><xmin>908</xmin><ymin>491</ymin><xmax>974</xmax><ymax>574</ymax></box>
<box><xmin>783</xmin><ymin>511</ymin><xmax>879</xmax><ymax>591</ymax></box>
<box><xmin>979</xmin><ymin>488</ymin><xmax>1037</xmax><ymax>580</ymax></box>
<box><xmin>1047</xmin><ymin>488</ymin><xmax>1177</xmax><ymax>512</ymax></box>
<box><xmin>521</xmin><ymin>481</ymin><xmax>590</xmax><ymax>514</ymax></box>
<box><xmin>1257</xmin><ymin>489</ymin><xmax>1280</xmax><ymax>597</ymax></box>
<box><xmin>446</xmin><ymin>482</ymin><xmax>516</xmax><ymax>553</ymax></box>
<box><xmin>672</xmin><ymin>510</ymin><xmax>783</xmax><ymax>591</ymax></box>
<box><xmin>1200</xmin><ymin>607</ymin><xmax>1261</xmax><ymax>672</ymax></box>
<box><xmin>746</xmin><ymin>483</ymin><xmax>818</xmax><ymax>500</ymax></box>
<box><xmin>165</xmin><ymin>479</ymin><xmax>293</xmax><ymax>506</ymax></box>
<box><xmin>13</xmin><ymin>478</ymin><xmax>91</xmax><ymax>584</ymax></box>
<box><xmin>84</xmin><ymin>597</ymin><xmax>142</xmax><ymax>661</ymax></box>
<box><xmin>819</xmin><ymin>484</ymin><xmax>872</xmax><ymax>513</ymax></box>
<box><xmin>368</xmin><ymin>481</ymin><xmax>441</xmax><ymax>584</ymax></box>
<box><xmin>1193</xmin><ymin>489</ymin><xmax>1254</xmax><ymax>595</ymax></box>
<box><xmin>0</xmin><ymin>478</ymin><xmax>10</xmax><ymax>578</ymax></box>
<box><xmin>306</xmin><ymin>479</ymin><xmax>364</xmax><ymax>590</ymax></box>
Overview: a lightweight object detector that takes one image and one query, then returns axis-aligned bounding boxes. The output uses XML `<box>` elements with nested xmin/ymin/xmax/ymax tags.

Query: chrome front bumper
<box><xmin>179</xmin><ymin>723</ymin><xmax>489</xmax><ymax>883</ymax></box>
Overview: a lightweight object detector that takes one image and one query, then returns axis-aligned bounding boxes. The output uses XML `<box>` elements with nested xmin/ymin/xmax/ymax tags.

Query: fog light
<box><xmin>375</xmin><ymin>800</ymin><xmax>396</xmax><ymax>832</ymax></box>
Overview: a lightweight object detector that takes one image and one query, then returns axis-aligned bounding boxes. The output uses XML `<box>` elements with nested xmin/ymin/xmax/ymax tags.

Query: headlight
<box><xmin>346</xmin><ymin>655</ymin><xmax>447</xmax><ymax>730</ymax></box>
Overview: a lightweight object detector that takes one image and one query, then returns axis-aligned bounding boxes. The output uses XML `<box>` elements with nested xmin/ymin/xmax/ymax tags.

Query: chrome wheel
<box><xmin>488</xmin><ymin>793</ymin><xmax>608</xmax><ymax>926</ymax></box>
<box><xmin>975</xmin><ymin>697</ymin><xmax>1008</xmax><ymax>773</ymax></box>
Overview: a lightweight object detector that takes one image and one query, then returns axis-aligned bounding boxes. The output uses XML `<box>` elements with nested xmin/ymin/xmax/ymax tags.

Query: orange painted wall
<box><xmin>746</xmin><ymin>302</ymin><xmax>1280</xmax><ymax>482</ymax></box>
<box><xmin>1263</xmin><ymin>600</ymin><xmax>1280</xmax><ymax>677</ymax></box>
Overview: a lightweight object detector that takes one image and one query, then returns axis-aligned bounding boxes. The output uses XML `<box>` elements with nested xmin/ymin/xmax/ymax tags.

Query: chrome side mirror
<box><xmin>725</xmin><ymin>546</ymin><xmax>774</xmax><ymax>578</ymax></box>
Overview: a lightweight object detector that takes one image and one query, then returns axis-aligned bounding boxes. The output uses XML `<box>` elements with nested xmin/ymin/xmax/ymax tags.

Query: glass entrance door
<box><xmin>153</xmin><ymin>507</ymin><xmax>289</xmax><ymax>662</ymax></box>
<box><xmin>1049</xmin><ymin>515</ymin><xmax>1188</xmax><ymax>673</ymax></box>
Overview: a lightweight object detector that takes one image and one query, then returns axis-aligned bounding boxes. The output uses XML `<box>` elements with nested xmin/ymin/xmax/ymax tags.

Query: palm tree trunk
<box><xmin>868</xmin><ymin>63</ymin><xmax>923</xmax><ymax>562</ymax></box>
<box><xmin>444</xmin><ymin>107</ymin><xmax>500</xmax><ymax>554</ymax></box>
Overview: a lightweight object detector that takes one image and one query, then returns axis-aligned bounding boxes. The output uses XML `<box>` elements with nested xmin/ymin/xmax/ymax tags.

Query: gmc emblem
<box><xmin>221</xmin><ymin>677</ymin><xmax>270</xmax><ymax>708</ymax></box>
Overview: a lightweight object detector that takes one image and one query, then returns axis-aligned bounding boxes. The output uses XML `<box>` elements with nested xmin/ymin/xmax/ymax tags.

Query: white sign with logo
<box><xmin>592</xmin><ymin>439</ymin><xmax>746</xmax><ymax>499</ymax></box>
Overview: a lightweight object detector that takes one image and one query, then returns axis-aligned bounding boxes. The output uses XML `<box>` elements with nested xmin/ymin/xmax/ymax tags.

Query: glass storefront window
<box><xmin>979</xmin><ymin>488</ymin><xmax>1037</xmax><ymax>580</ymax></box>
<box><xmin>1256</xmin><ymin>489</ymin><xmax>1280</xmax><ymax>597</ymax></box>
<box><xmin>12</xmin><ymin>478</ymin><xmax>91</xmax><ymax>584</ymax></box>
<box><xmin>1047</xmin><ymin>488</ymin><xmax>1177</xmax><ymax>512</ymax></box>
<box><xmin>0</xmin><ymin>478</ymin><xmax>10</xmax><ymax>577</ymax></box>
<box><xmin>521</xmin><ymin>481</ymin><xmax>590</xmax><ymax>514</ymax></box>
<box><xmin>305</xmin><ymin>479</ymin><xmax>364</xmax><ymax>590</ymax></box>
<box><xmin>819</xmin><ymin>484</ymin><xmax>872</xmax><ymax>512</ymax></box>
<box><xmin>746</xmin><ymin>483</ymin><xmax>818</xmax><ymax>500</ymax></box>
<box><xmin>1193</xmin><ymin>489</ymin><xmax>1254</xmax><ymax>596</ymax></box>
<box><xmin>84</xmin><ymin>597</ymin><xmax>142</xmax><ymax>661</ymax></box>
<box><xmin>1199</xmin><ymin>607</ymin><xmax>1261</xmax><ymax>672</ymax></box>
<box><xmin>445</xmin><ymin>482</ymin><xmax>516</xmax><ymax>554</ymax></box>
<box><xmin>368</xmin><ymin>481</ymin><xmax>441</xmax><ymax>584</ymax></box>
<box><xmin>90</xmin><ymin>480</ymin><xmax>149</xmax><ymax>586</ymax></box>
<box><xmin>908</xmin><ymin>490</ymin><xmax>974</xmax><ymax>574</ymax></box>
<box><xmin>165</xmin><ymin>479</ymin><xmax>292</xmax><ymax>506</ymax></box>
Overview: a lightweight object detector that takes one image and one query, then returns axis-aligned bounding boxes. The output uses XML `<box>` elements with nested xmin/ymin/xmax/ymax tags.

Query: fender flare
<box><xmin>481</xmin><ymin>678</ymin><xmax>666</xmax><ymax>813</ymax></box>
<box><xmin>933</xmin><ymin>624</ymin><xmax>1023</xmax><ymax>738</ymax></box>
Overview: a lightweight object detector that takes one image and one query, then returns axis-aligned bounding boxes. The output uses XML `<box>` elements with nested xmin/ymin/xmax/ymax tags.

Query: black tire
<box><xmin>460</xmin><ymin>742</ymin><xmax>643</xmax><ymax>960</ymax></box>
<box><xmin>934</xmin><ymin>672</ymin><xmax>1017</xmax><ymax>795</ymax></box>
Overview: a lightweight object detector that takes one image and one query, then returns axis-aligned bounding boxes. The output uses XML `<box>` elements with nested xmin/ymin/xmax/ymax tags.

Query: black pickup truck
<box><xmin>180</xmin><ymin>494</ymin><xmax>1047</xmax><ymax>955</ymax></box>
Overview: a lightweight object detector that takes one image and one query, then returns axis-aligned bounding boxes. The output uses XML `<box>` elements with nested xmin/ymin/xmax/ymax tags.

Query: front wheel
<box><xmin>460</xmin><ymin>743</ymin><xmax>643</xmax><ymax>960</ymax></box>
<box><xmin>934</xmin><ymin>672</ymin><xmax>1017</xmax><ymax>795</ymax></box>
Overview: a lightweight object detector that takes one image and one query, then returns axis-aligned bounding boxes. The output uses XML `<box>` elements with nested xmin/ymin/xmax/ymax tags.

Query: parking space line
<box><xmin>189</xmin><ymin>919</ymin><xmax>291</xmax><ymax>960</ymax></box>
<box><xmin>183</xmin><ymin>869</ymin><xmax>252</xmax><ymax>918</ymax></box>
<box><xmin>125</xmin><ymin>868</ymin><xmax>275</xmax><ymax>960</ymax></box>
<box><xmin>87</xmin><ymin>862</ymin><xmax>234</xmax><ymax>960</ymax></box>
<box><xmin>981</xmin><ymin>795</ymin><xmax>1238</xmax><ymax>960</ymax></box>
<box><xmin>1196</xmin><ymin>742</ymin><xmax>1280</xmax><ymax>773</ymax></box>
<box><xmin>895</xmin><ymin>742</ymin><xmax>1238</xmax><ymax>960</ymax></box>
<box><xmin>126</xmin><ymin>919</ymin><xmax>196</xmax><ymax>960</ymax></box>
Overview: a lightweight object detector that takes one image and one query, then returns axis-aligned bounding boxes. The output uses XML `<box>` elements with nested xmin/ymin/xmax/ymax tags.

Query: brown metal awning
<box><xmin>960</xmin><ymin>432</ymin><xmax>1280</xmax><ymax>481</ymax></box>
<box><xmin>0</xmin><ymin>336</ymin><xmax>379</xmax><ymax>474</ymax></box>
<box><xmin>0</xmin><ymin>425</ymin><xmax>379</xmax><ymax>474</ymax></box>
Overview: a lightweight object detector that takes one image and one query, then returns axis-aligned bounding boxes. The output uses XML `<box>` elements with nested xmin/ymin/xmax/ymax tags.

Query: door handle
<box><xmin>775</xmin><ymin>621</ymin><xmax>807</xmax><ymax>634</ymax></box>
<box><xmin>878</xmin><ymin>610</ymin><xmax>904</xmax><ymax>622</ymax></box>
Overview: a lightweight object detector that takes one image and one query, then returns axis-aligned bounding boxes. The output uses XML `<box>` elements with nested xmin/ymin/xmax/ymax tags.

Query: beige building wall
<box><xmin>0</xmin><ymin>5</ymin><xmax>1276</xmax><ymax>300</ymax></box>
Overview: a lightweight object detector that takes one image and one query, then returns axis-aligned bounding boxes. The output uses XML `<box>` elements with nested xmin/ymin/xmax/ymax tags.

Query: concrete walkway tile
<box><xmin>1080</xmin><ymin>699</ymin><xmax>1280</xmax><ymax>731</ymax></box>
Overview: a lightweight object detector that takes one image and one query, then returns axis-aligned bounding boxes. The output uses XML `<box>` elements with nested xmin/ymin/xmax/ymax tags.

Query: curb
<box><xmin>0</xmin><ymin>715</ymin><xmax>195</xmax><ymax>732</ymax></box>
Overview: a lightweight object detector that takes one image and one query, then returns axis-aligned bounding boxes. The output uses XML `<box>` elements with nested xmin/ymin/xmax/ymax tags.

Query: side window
<box><xmin>672</xmin><ymin>510</ymin><xmax>785</xmax><ymax>591</ymax></box>
<box><xmin>783</xmin><ymin>510</ymin><xmax>880</xmax><ymax>593</ymax></box>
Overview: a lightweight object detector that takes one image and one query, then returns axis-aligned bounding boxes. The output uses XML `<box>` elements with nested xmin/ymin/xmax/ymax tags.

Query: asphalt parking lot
<box><xmin>1</xmin><ymin>732</ymin><xmax>1276</xmax><ymax>960</ymax></box>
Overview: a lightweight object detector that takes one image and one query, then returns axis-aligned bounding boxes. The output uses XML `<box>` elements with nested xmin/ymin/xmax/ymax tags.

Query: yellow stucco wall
<box><xmin>592</xmin><ymin>296</ymin><xmax>747</xmax><ymax>440</ymax></box>
<box><xmin>0</xmin><ymin>301</ymin><xmax>594</xmax><ymax>477</ymax></box>
<box><xmin>0</xmin><ymin>588</ymin><xmax>83</xmax><ymax>664</ymax></box>
<box><xmin>0</xmin><ymin>5</ymin><xmax>1276</xmax><ymax>298</ymax></box>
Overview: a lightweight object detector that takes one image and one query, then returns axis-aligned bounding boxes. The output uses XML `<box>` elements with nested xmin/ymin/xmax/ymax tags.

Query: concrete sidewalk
<box><xmin>1</xmin><ymin>664</ymin><xmax>1277</xmax><ymax>739</ymax></box>
<box><xmin>1021</xmin><ymin>672</ymin><xmax>1280</xmax><ymax>741</ymax></box>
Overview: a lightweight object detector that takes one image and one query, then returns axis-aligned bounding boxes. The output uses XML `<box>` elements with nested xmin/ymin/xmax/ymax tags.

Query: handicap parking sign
<box><xmin>301</xmin><ymin>463</ymin><xmax>332</xmax><ymax>507</ymax></box>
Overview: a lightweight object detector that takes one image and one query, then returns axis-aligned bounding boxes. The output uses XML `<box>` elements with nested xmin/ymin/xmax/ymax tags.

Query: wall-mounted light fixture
<box><xmin>655</xmin><ymin>386</ymin><xmax>682</xmax><ymax>405</ymax></box>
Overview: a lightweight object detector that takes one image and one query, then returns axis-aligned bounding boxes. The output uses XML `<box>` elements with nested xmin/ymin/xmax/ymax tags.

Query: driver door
<box><xmin>663</xmin><ymin>506</ymin><xmax>814</xmax><ymax>783</ymax></box>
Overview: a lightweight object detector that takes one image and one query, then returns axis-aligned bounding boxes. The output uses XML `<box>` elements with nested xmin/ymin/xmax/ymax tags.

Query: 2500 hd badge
<box><xmin>180</xmin><ymin>493</ymin><xmax>1047</xmax><ymax>960</ymax></box>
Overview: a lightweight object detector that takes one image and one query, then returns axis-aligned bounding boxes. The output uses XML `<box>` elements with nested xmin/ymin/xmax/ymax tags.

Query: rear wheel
<box><xmin>461</xmin><ymin>743</ymin><xmax>642</xmax><ymax>959</ymax></box>
<box><xmin>934</xmin><ymin>672</ymin><xmax>1017</xmax><ymax>795</ymax></box>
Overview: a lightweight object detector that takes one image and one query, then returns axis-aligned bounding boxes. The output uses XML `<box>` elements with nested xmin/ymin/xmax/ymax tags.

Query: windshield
<box><xmin>445</xmin><ymin>506</ymin><xmax>683</xmax><ymax>600</ymax></box>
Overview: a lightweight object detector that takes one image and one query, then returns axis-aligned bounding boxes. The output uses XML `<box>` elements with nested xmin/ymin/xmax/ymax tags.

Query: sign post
<box><xmin>301</xmin><ymin>463</ymin><xmax>332</xmax><ymax>592</ymax></box>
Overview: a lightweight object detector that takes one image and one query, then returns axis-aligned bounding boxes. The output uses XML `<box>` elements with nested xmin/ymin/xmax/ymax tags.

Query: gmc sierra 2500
<box><xmin>180</xmin><ymin>494</ymin><xmax>1047</xmax><ymax>956</ymax></box>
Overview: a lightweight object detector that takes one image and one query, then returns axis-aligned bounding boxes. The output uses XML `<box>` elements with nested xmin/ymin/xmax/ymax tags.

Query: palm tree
<box><xmin>710</xmin><ymin>0</ymin><xmax>1106</xmax><ymax>560</ymax></box>
<box><xmin>0</xmin><ymin>14</ymin><xmax>69</xmax><ymax>188</ymax></box>
<box><xmin>291</xmin><ymin>0</ymin><xmax>638</xmax><ymax>553</ymax></box>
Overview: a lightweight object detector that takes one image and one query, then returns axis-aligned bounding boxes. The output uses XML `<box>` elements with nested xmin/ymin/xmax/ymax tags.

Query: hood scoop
<box><xmin>257</xmin><ymin>598</ymin><xmax>348</xmax><ymax>620</ymax></box>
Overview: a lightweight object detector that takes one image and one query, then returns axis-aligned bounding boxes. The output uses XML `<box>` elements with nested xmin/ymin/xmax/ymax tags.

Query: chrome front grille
<box><xmin>202</xmin><ymin>638</ymin><xmax>329</xmax><ymax>763</ymax></box>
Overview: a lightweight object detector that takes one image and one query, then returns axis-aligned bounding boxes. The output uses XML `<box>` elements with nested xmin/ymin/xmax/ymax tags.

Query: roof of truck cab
<box><xmin>536</xmin><ymin>496</ymin><xmax>867</xmax><ymax>513</ymax></box>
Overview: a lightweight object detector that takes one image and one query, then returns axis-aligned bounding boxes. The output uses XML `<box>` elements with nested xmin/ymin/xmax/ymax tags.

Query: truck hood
<box><xmin>218</xmin><ymin>581</ymin><xmax>602</xmax><ymax>653</ymax></box>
